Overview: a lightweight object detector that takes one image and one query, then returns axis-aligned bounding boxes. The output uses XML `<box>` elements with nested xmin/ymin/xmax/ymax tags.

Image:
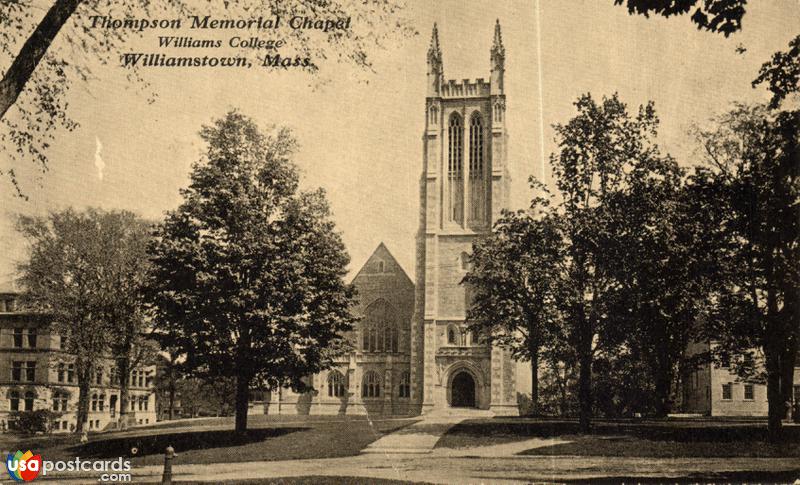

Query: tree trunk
<box><xmin>653</xmin><ymin>349</ymin><xmax>673</xmax><ymax>418</ymax></box>
<box><xmin>578</xmin><ymin>329</ymin><xmax>592</xmax><ymax>433</ymax></box>
<box><xmin>780</xmin><ymin>339</ymin><xmax>797</xmax><ymax>418</ymax></box>
<box><xmin>234</xmin><ymin>374</ymin><xmax>250</xmax><ymax>433</ymax></box>
<box><xmin>74</xmin><ymin>365</ymin><xmax>91</xmax><ymax>434</ymax></box>
<box><xmin>117</xmin><ymin>358</ymin><xmax>131</xmax><ymax>429</ymax></box>
<box><xmin>0</xmin><ymin>0</ymin><xmax>84</xmax><ymax>120</ymax></box>
<box><xmin>765</xmin><ymin>343</ymin><xmax>784</xmax><ymax>440</ymax></box>
<box><xmin>529</xmin><ymin>344</ymin><xmax>539</xmax><ymax>416</ymax></box>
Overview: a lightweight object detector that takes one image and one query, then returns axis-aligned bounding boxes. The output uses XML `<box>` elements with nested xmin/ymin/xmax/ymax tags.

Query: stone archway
<box><xmin>450</xmin><ymin>371</ymin><xmax>476</xmax><ymax>408</ymax></box>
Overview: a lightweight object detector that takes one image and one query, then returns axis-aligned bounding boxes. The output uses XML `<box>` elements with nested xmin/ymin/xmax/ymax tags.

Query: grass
<box><xmin>1</xmin><ymin>414</ymin><xmax>419</xmax><ymax>466</ymax></box>
<box><xmin>437</xmin><ymin>417</ymin><xmax>800</xmax><ymax>457</ymax></box>
<box><xmin>142</xmin><ymin>478</ymin><xmax>432</xmax><ymax>484</ymax></box>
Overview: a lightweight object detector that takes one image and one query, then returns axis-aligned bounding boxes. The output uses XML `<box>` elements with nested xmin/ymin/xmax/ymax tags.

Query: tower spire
<box><xmin>428</xmin><ymin>23</ymin><xmax>442</xmax><ymax>68</ymax></box>
<box><xmin>490</xmin><ymin>19</ymin><xmax>505</xmax><ymax>95</ymax></box>
<box><xmin>491</xmin><ymin>19</ymin><xmax>505</xmax><ymax>63</ymax></box>
<box><xmin>427</xmin><ymin>23</ymin><xmax>443</xmax><ymax>97</ymax></box>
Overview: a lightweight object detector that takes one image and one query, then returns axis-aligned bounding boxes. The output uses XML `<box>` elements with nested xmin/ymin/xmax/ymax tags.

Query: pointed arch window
<box><xmin>362</xmin><ymin>299</ymin><xmax>399</xmax><ymax>353</ymax></box>
<box><xmin>428</xmin><ymin>104</ymin><xmax>439</xmax><ymax>125</ymax></box>
<box><xmin>362</xmin><ymin>371</ymin><xmax>381</xmax><ymax>398</ymax></box>
<box><xmin>448</xmin><ymin>113</ymin><xmax>464</xmax><ymax>224</ymax></box>
<box><xmin>327</xmin><ymin>371</ymin><xmax>347</xmax><ymax>398</ymax></box>
<box><xmin>468</xmin><ymin>112</ymin><xmax>486</xmax><ymax>223</ymax></box>
<box><xmin>398</xmin><ymin>371</ymin><xmax>411</xmax><ymax>398</ymax></box>
<box><xmin>447</xmin><ymin>324</ymin><xmax>460</xmax><ymax>346</ymax></box>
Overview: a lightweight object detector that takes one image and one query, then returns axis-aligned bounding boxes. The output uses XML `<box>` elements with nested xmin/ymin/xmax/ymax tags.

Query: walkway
<box><xmin>362</xmin><ymin>408</ymin><xmax>492</xmax><ymax>454</ymax></box>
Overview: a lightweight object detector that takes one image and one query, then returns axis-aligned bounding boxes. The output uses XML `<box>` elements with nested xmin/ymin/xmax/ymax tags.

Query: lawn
<box><xmin>1</xmin><ymin>415</ymin><xmax>419</xmax><ymax>466</ymax></box>
<box><xmin>143</xmin><ymin>478</ymin><xmax>432</xmax><ymax>484</ymax></box>
<box><xmin>437</xmin><ymin>417</ymin><xmax>800</xmax><ymax>458</ymax></box>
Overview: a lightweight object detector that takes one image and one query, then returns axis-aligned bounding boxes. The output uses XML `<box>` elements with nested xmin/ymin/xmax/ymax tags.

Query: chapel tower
<box><xmin>410</xmin><ymin>21</ymin><xmax>517</xmax><ymax>414</ymax></box>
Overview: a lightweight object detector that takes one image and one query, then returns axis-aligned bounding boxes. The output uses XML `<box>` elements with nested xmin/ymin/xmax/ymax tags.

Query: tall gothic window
<box><xmin>362</xmin><ymin>371</ymin><xmax>381</xmax><ymax>398</ymax></box>
<box><xmin>362</xmin><ymin>299</ymin><xmax>399</xmax><ymax>353</ymax></box>
<box><xmin>398</xmin><ymin>371</ymin><xmax>411</xmax><ymax>398</ymax></box>
<box><xmin>327</xmin><ymin>371</ymin><xmax>346</xmax><ymax>398</ymax></box>
<box><xmin>468</xmin><ymin>112</ymin><xmax>485</xmax><ymax>223</ymax></box>
<box><xmin>448</xmin><ymin>113</ymin><xmax>464</xmax><ymax>224</ymax></box>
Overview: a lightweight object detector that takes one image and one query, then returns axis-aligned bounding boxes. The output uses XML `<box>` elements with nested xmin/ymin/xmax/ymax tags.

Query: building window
<box><xmin>67</xmin><ymin>364</ymin><xmax>75</xmax><ymax>383</ymax></box>
<box><xmin>362</xmin><ymin>371</ymin><xmax>381</xmax><ymax>398</ymax></box>
<box><xmin>9</xmin><ymin>391</ymin><xmax>19</xmax><ymax>411</ymax></box>
<box><xmin>99</xmin><ymin>394</ymin><xmax>105</xmax><ymax>412</ymax></box>
<box><xmin>57</xmin><ymin>363</ymin><xmax>65</xmax><ymax>383</ymax></box>
<box><xmin>327</xmin><ymin>371</ymin><xmax>346</xmax><ymax>398</ymax></box>
<box><xmin>398</xmin><ymin>371</ymin><xmax>410</xmax><ymax>398</ymax></box>
<box><xmin>91</xmin><ymin>393</ymin><xmax>98</xmax><ymax>412</ymax></box>
<box><xmin>138</xmin><ymin>371</ymin><xmax>144</xmax><ymax>388</ymax></box>
<box><xmin>744</xmin><ymin>384</ymin><xmax>754</xmax><ymax>401</ymax></box>
<box><xmin>447</xmin><ymin>325</ymin><xmax>458</xmax><ymax>345</ymax></box>
<box><xmin>95</xmin><ymin>369</ymin><xmax>103</xmax><ymax>386</ymax></box>
<box><xmin>447</xmin><ymin>112</ymin><xmax>464</xmax><ymax>224</ymax></box>
<box><xmin>26</xmin><ymin>328</ymin><xmax>37</xmax><ymax>348</ymax></box>
<box><xmin>24</xmin><ymin>391</ymin><xmax>34</xmax><ymax>411</ymax></box>
<box><xmin>722</xmin><ymin>382</ymin><xmax>733</xmax><ymax>400</ymax></box>
<box><xmin>468</xmin><ymin>112</ymin><xmax>485</xmax><ymax>223</ymax></box>
<box><xmin>12</xmin><ymin>362</ymin><xmax>36</xmax><ymax>382</ymax></box>
<box><xmin>794</xmin><ymin>385</ymin><xmax>800</xmax><ymax>402</ymax></box>
<box><xmin>52</xmin><ymin>392</ymin><xmax>68</xmax><ymax>412</ymax></box>
<box><xmin>362</xmin><ymin>299</ymin><xmax>399</xmax><ymax>353</ymax></box>
<box><xmin>13</xmin><ymin>328</ymin><xmax>23</xmax><ymax>348</ymax></box>
<box><xmin>720</xmin><ymin>352</ymin><xmax>731</xmax><ymax>368</ymax></box>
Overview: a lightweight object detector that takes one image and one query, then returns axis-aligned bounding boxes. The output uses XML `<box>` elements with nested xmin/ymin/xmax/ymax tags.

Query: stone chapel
<box><xmin>250</xmin><ymin>21</ymin><xmax>520</xmax><ymax>417</ymax></box>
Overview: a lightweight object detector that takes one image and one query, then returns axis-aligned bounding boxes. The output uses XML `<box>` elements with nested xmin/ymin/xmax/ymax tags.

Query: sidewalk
<box><xmin>362</xmin><ymin>408</ymin><xmax>492</xmax><ymax>454</ymax></box>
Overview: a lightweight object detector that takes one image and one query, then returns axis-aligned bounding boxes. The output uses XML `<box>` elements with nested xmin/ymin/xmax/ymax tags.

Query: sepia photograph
<box><xmin>0</xmin><ymin>0</ymin><xmax>798</xmax><ymax>483</ymax></box>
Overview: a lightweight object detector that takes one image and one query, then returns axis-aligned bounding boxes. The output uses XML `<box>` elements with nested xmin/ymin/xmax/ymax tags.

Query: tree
<box><xmin>16</xmin><ymin>208</ymin><xmax>151</xmax><ymax>433</ymax></box>
<box><xmin>0</xmin><ymin>1</ymin><xmax>414</xmax><ymax>196</ymax></box>
<box><xmin>464</xmin><ymin>184</ymin><xmax>563</xmax><ymax>415</ymax></box>
<box><xmin>691</xmin><ymin>103</ymin><xmax>799</xmax><ymax>439</ymax></box>
<box><xmin>148</xmin><ymin>111</ymin><xmax>356</xmax><ymax>433</ymax></box>
<box><xmin>613</xmin><ymin>0</ymin><xmax>746</xmax><ymax>36</ymax></box>
<box><xmin>547</xmin><ymin>93</ymin><xmax>667</xmax><ymax>432</ymax></box>
<box><xmin>601</xmin><ymin>152</ymin><xmax>710</xmax><ymax>417</ymax></box>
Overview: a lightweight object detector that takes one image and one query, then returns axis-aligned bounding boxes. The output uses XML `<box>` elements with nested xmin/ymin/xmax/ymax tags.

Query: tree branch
<box><xmin>0</xmin><ymin>0</ymin><xmax>83</xmax><ymax>120</ymax></box>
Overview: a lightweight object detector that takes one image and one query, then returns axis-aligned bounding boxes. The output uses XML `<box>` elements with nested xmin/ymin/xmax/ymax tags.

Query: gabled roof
<box><xmin>350</xmin><ymin>242</ymin><xmax>413</xmax><ymax>287</ymax></box>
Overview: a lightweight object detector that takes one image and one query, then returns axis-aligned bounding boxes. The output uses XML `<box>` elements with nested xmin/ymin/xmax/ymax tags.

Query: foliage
<box><xmin>690</xmin><ymin>103</ymin><xmax>799</xmax><ymax>437</ymax></box>
<box><xmin>753</xmin><ymin>34</ymin><xmax>800</xmax><ymax>110</ymax></box>
<box><xmin>148</xmin><ymin>111</ymin><xmax>357</xmax><ymax>433</ymax></box>
<box><xmin>0</xmin><ymin>0</ymin><xmax>415</xmax><ymax>196</ymax></box>
<box><xmin>16</xmin><ymin>208</ymin><xmax>151</xmax><ymax>433</ymax></box>
<box><xmin>613</xmin><ymin>0</ymin><xmax>746</xmax><ymax>36</ymax></box>
<box><xmin>464</xmin><ymin>182</ymin><xmax>563</xmax><ymax>413</ymax></box>
<box><xmin>10</xmin><ymin>409</ymin><xmax>57</xmax><ymax>435</ymax></box>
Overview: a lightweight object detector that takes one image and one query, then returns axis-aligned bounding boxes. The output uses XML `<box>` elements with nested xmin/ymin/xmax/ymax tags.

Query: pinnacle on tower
<box><xmin>428</xmin><ymin>23</ymin><xmax>442</xmax><ymax>67</ymax></box>
<box><xmin>491</xmin><ymin>19</ymin><xmax>505</xmax><ymax>60</ymax></box>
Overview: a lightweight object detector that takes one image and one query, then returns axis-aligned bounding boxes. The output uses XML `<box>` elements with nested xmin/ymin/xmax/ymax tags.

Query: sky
<box><xmin>1</xmin><ymin>0</ymin><xmax>799</xmax><ymax>285</ymax></box>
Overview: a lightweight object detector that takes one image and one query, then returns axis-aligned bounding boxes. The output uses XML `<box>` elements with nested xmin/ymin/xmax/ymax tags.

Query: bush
<box><xmin>10</xmin><ymin>410</ymin><xmax>57</xmax><ymax>435</ymax></box>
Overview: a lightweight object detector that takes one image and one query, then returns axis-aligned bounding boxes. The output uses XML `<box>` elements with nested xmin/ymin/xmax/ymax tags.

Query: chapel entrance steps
<box><xmin>361</xmin><ymin>407</ymin><xmax>493</xmax><ymax>454</ymax></box>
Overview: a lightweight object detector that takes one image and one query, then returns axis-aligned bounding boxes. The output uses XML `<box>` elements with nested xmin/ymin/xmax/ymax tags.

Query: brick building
<box><xmin>0</xmin><ymin>290</ymin><xmax>157</xmax><ymax>433</ymax></box>
<box><xmin>682</xmin><ymin>341</ymin><xmax>800</xmax><ymax>417</ymax></box>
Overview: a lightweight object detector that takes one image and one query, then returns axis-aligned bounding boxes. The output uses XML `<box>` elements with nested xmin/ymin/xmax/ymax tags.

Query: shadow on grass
<box><xmin>446</xmin><ymin>418</ymin><xmax>800</xmax><ymax>443</ymax></box>
<box><xmin>69</xmin><ymin>427</ymin><xmax>307</xmax><ymax>459</ymax></box>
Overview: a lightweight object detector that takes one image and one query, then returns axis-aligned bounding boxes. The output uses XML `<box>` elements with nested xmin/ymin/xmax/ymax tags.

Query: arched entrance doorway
<box><xmin>450</xmin><ymin>371</ymin><xmax>476</xmax><ymax>408</ymax></box>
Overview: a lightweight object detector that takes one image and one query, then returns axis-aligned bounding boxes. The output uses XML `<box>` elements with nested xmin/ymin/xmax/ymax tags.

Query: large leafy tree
<box><xmin>148</xmin><ymin>111</ymin><xmax>356</xmax><ymax>433</ymax></box>
<box><xmin>464</xmin><ymin>186</ymin><xmax>563</xmax><ymax>415</ymax></box>
<box><xmin>602</xmin><ymin>153</ymin><xmax>709</xmax><ymax>417</ymax></box>
<box><xmin>16</xmin><ymin>208</ymin><xmax>151</xmax><ymax>433</ymax></box>
<box><xmin>691</xmin><ymin>102</ymin><xmax>799</xmax><ymax>439</ymax></box>
<box><xmin>547</xmin><ymin>93</ymin><xmax>668</xmax><ymax>431</ymax></box>
<box><xmin>0</xmin><ymin>0</ymin><xmax>414</xmax><ymax>196</ymax></box>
